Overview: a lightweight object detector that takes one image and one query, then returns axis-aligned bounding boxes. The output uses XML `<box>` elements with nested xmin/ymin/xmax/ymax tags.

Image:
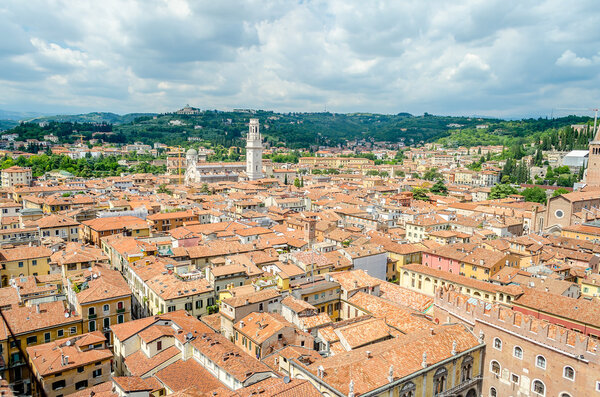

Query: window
<box><xmin>555</xmin><ymin>210</ymin><xmax>564</xmax><ymax>219</ymax></box>
<box><xmin>532</xmin><ymin>379</ymin><xmax>545</xmax><ymax>396</ymax></box>
<box><xmin>32</xmin><ymin>259</ymin><xmax>37</xmax><ymax>266</ymax></box>
<box><xmin>118</xmin><ymin>314</ymin><xmax>124</xmax><ymax>324</ymax></box>
<box><xmin>103</xmin><ymin>304</ymin><xmax>109</xmax><ymax>312</ymax></box>
<box><xmin>88</xmin><ymin>307</ymin><xmax>95</xmax><ymax>316</ymax></box>
<box><xmin>57</xmin><ymin>329</ymin><xmax>64</xmax><ymax>337</ymax></box>
<box><xmin>399</xmin><ymin>382</ymin><xmax>415</xmax><ymax>397</ymax></box>
<box><xmin>433</xmin><ymin>367</ymin><xmax>447</xmax><ymax>395</ymax></box>
<box><xmin>167</xmin><ymin>305</ymin><xmax>176</xmax><ymax>312</ymax></box>
<box><xmin>75</xmin><ymin>380</ymin><xmax>88</xmax><ymax>390</ymax></box>
<box><xmin>490</xmin><ymin>387</ymin><xmax>497</xmax><ymax>397</ymax></box>
<box><xmin>77</xmin><ymin>367</ymin><xmax>84</xmax><ymax>373</ymax></box>
<box><xmin>185</xmin><ymin>302</ymin><xmax>192</xmax><ymax>311</ymax></box>
<box><xmin>103</xmin><ymin>317</ymin><xmax>110</xmax><ymax>330</ymax></box>
<box><xmin>560</xmin><ymin>393</ymin><xmax>572</xmax><ymax>397</ymax></box>
<box><xmin>52</xmin><ymin>380</ymin><xmax>66</xmax><ymax>390</ymax></box>
<box><xmin>535</xmin><ymin>355</ymin><xmax>546</xmax><ymax>369</ymax></box>
<box><xmin>511</xmin><ymin>374</ymin><xmax>519</xmax><ymax>384</ymax></box>
<box><xmin>89</xmin><ymin>320</ymin><xmax>96</xmax><ymax>332</ymax></box>
<box><xmin>490</xmin><ymin>360</ymin><xmax>500</xmax><ymax>376</ymax></box>
<box><xmin>157</xmin><ymin>341</ymin><xmax>162</xmax><ymax>351</ymax></box>
<box><xmin>26</xmin><ymin>336</ymin><xmax>37</xmax><ymax>345</ymax></box>
<box><xmin>493</xmin><ymin>337</ymin><xmax>502</xmax><ymax>350</ymax></box>
<box><xmin>44</xmin><ymin>332</ymin><xmax>51</xmax><ymax>343</ymax></box>
<box><xmin>196</xmin><ymin>300</ymin><xmax>203</xmax><ymax>309</ymax></box>
<box><xmin>461</xmin><ymin>356</ymin><xmax>473</xmax><ymax>382</ymax></box>
<box><xmin>70</xmin><ymin>327</ymin><xmax>77</xmax><ymax>334</ymax></box>
<box><xmin>563</xmin><ymin>366</ymin><xmax>575</xmax><ymax>380</ymax></box>
<box><xmin>513</xmin><ymin>346</ymin><xmax>523</xmax><ymax>359</ymax></box>
<box><xmin>117</xmin><ymin>301</ymin><xmax>124</xmax><ymax>310</ymax></box>
<box><xmin>18</xmin><ymin>262</ymin><xmax>23</xmax><ymax>268</ymax></box>
<box><xmin>92</xmin><ymin>368</ymin><xmax>102</xmax><ymax>378</ymax></box>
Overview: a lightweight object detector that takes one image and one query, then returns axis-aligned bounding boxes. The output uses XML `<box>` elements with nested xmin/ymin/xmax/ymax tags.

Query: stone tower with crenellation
<box><xmin>586</xmin><ymin>125</ymin><xmax>600</xmax><ymax>187</ymax></box>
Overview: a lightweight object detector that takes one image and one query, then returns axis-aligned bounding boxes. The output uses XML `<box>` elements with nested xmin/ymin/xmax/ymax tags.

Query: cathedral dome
<box><xmin>186</xmin><ymin>148</ymin><xmax>198</xmax><ymax>157</ymax></box>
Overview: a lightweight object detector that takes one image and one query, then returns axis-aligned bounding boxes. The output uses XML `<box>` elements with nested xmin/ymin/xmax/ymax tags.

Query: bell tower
<box><xmin>246</xmin><ymin>118</ymin><xmax>263</xmax><ymax>180</ymax></box>
<box><xmin>586</xmin><ymin>115</ymin><xmax>600</xmax><ymax>187</ymax></box>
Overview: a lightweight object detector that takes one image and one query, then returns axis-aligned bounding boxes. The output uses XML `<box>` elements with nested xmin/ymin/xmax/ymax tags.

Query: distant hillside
<box><xmin>0</xmin><ymin>109</ymin><xmax>48</xmax><ymax>121</ymax></box>
<box><xmin>0</xmin><ymin>120</ymin><xmax>18</xmax><ymax>131</ymax></box>
<box><xmin>0</xmin><ymin>108</ymin><xmax>593</xmax><ymax>149</ymax></box>
<box><xmin>28</xmin><ymin>112</ymin><xmax>157</xmax><ymax>125</ymax></box>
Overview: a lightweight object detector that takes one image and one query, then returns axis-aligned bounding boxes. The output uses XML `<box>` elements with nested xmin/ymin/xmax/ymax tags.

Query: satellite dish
<box><xmin>65</xmin><ymin>340</ymin><xmax>71</xmax><ymax>346</ymax></box>
<box><xmin>64</xmin><ymin>312</ymin><xmax>70</xmax><ymax>318</ymax></box>
<box><xmin>283</xmin><ymin>376</ymin><xmax>290</xmax><ymax>384</ymax></box>
<box><xmin>92</xmin><ymin>274</ymin><xmax>98</xmax><ymax>279</ymax></box>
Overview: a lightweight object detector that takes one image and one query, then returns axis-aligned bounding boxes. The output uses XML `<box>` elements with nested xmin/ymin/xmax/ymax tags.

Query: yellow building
<box><xmin>0</xmin><ymin>301</ymin><xmax>83</xmax><ymax>395</ymax></box>
<box><xmin>400</xmin><ymin>263</ymin><xmax>522</xmax><ymax>305</ymax></box>
<box><xmin>27</xmin><ymin>331</ymin><xmax>112</xmax><ymax>397</ymax></box>
<box><xmin>67</xmin><ymin>265</ymin><xmax>132</xmax><ymax>345</ymax></box>
<box><xmin>458</xmin><ymin>249</ymin><xmax>517</xmax><ymax>282</ymax></box>
<box><xmin>0</xmin><ymin>246</ymin><xmax>52</xmax><ymax>286</ymax></box>
<box><xmin>290</xmin><ymin>278</ymin><xmax>341</xmax><ymax>321</ymax></box>
<box><xmin>562</xmin><ymin>223</ymin><xmax>600</xmax><ymax>243</ymax></box>
<box><xmin>384</xmin><ymin>243</ymin><xmax>422</xmax><ymax>281</ymax></box>
<box><xmin>579</xmin><ymin>273</ymin><xmax>600</xmax><ymax>297</ymax></box>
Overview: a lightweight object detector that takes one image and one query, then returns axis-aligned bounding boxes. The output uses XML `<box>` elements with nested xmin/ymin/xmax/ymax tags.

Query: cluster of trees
<box><xmin>0</xmin><ymin>153</ymin><xmax>165</xmax><ymax>178</ymax></box>
<box><xmin>311</xmin><ymin>168</ymin><xmax>340</xmax><ymax>175</ymax></box>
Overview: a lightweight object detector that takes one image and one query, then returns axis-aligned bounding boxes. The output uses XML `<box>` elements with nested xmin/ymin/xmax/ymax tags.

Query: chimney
<box><xmin>421</xmin><ymin>352</ymin><xmax>427</xmax><ymax>368</ymax></box>
<box><xmin>430</xmin><ymin>328</ymin><xmax>435</xmax><ymax>335</ymax></box>
<box><xmin>451</xmin><ymin>341</ymin><xmax>457</xmax><ymax>355</ymax></box>
<box><xmin>366</xmin><ymin>351</ymin><xmax>372</xmax><ymax>358</ymax></box>
<box><xmin>240</xmin><ymin>321</ymin><xmax>244</xmax><ymax>328</ymax></box>
<box><xmin>36</xmin><ymin>304</ymin><xmax>40</xmax><ymax>314</ymax></box>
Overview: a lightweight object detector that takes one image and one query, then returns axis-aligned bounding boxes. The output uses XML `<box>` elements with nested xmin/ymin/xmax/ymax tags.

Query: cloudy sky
<box><xmin>1</xmin><ymin>0</ymin><xmax>599</xmax><ymax>117</ymax></box>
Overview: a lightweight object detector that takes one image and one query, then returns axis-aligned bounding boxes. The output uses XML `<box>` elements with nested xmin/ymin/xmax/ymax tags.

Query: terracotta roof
<box><xmin>155</xmin><ymin>358</ymin><xmax>222</xmax><ymax>393</ymax></box>
<box><xmin>125</xmin><ymin>345</ymin><xmax>180</xmax><ymax>377</ymax></box>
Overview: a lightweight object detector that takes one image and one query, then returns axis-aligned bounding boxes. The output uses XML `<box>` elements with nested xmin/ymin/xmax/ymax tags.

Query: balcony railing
<box><xmin>88</xmin><ymin>314</ymin><xmax>97</xmax><ymax>319</ymax></box>
<box><xmin>116</xmin><ymin>308</ymin><xmax>125</xmax><ymax>313</ymax></box>
<box><xmin>436</xmin><ymin>376</ymin><xmax>482</xmax><ymax>397</ymax></box>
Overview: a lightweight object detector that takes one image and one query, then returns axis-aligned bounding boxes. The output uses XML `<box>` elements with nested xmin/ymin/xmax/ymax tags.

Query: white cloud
<box><xmin>556</xmin><ymin>50</ymin><xmax>595</xmax><ymax>67</ymax></box>
<box><xmin>0</xmin><ymin>0</ymin><xmax>599</xmax><ymax>117</ymax></box>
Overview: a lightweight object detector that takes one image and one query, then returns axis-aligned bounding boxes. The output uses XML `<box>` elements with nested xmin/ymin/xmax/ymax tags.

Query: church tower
<box><xmin>246</xmin><ymin>118</ymin><xmax>264</xmax><ymax>180</ymax></box>
<box><xmin>586</xmin><ymin>123</ymin><xmax>600</xmax><ymax>187</ymax></box>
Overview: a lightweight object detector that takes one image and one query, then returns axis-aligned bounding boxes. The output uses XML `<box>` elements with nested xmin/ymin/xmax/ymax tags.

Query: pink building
<box><xmin>421</xmin><ymin>246</ymin><xmax>467</xmax><ymax>274</ymax></box>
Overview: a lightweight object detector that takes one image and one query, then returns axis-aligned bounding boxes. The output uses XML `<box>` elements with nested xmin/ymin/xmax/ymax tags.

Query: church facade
<box><xmin>185</xmin><ymin>118</ymin><xmax>263</xmax><ymax>185</ymax></box>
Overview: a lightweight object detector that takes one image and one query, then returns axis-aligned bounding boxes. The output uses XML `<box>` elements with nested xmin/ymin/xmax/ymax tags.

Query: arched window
<box><xmin>490</xmin><ymin>360</ymin><xmax>500</xmax><ymax>376</ymax></box>
<box><xmin>532</xmin><ymin>379</ymin><xmax>545</xmax><ymax>396</ymax></box>
<box><xmin>399</xmin><ymin>382</ymin><xmax>416</xmax><ymax>397</ymax></box>
<box><xmin>560</xmin><ymin>393</ymin><xmax>572</xmax><ymax>397</ymax></box>
<box><xmin>461</xmin><ymin>356</ymin><xmax>473</xmax><ymax>382</ymax></box>
<box><xmin>493</xmin><ymin>337</ymin><xmax>502</xmax><ymax>350</ymax></box>
<box><xmin>513</xmin><ymin>346</ymin><xmax>523</xmax><ymax>359</ymax></box>
<box><xmin>433</xmin><ymin>367</ymin><xmax>448</xmax><ymax>395</ymax></box>
<box><xmin>490</xmin><ymin>387</ymin><xmax>497</xmax><ymax>397</ymax></box>
<box><xmin>535</xmin><ymin>355</ymin><xmax>546</xmax><ymax>369</ymax></box>
<box><xmin>563</xmin><ymin>366</ymin><xmax>575</xmax><ymax>380</ymax></box>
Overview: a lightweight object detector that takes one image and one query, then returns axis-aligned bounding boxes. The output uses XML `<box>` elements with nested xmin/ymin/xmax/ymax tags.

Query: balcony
<box><xmin>116</xmin><ymin>308</ymin><xmax>125</xmax><ymax>313</ymax></box>
<box><xmin>88</xmin><ymin>314</ymin><xmax>97</xmax><ymax>319</ymax></box>
<box><xmin>436</xmin><ymin>376</ymin><xmax>482</xmax><ymax>397</ymax></box>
